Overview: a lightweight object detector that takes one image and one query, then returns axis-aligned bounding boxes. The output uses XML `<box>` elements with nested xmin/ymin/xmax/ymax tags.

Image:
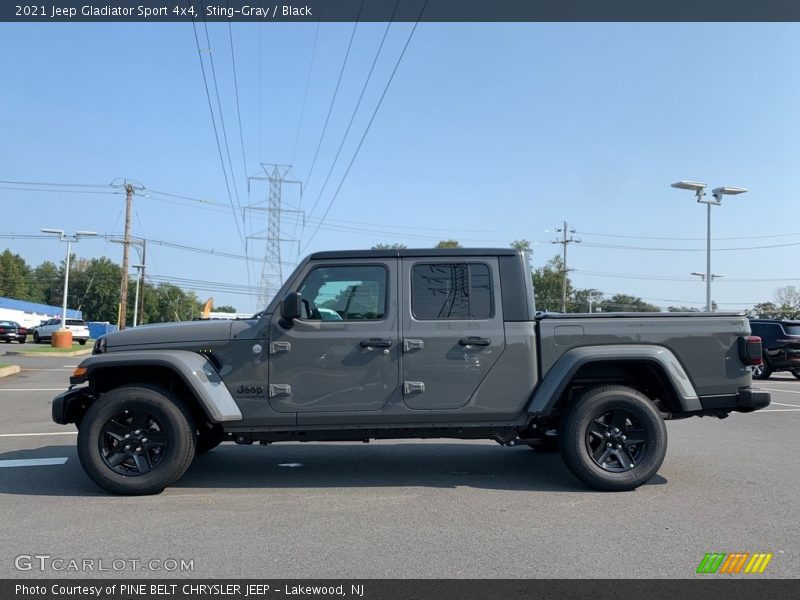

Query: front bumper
<box><xmin>699</xmin><ymin>387</ymin><xmax>771</xmax><ymax>414</ymax></box>
<box><xmin>52</xmin><ymin>387</ymin><xmax>93</xmax><ymax>425</ymax></box>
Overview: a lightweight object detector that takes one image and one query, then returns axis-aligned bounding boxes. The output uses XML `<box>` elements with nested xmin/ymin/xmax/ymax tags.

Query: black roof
<box><xmin>309</xmin><ymin>248</ymin><xmax>520</xmax><ymax>260</ymax></box>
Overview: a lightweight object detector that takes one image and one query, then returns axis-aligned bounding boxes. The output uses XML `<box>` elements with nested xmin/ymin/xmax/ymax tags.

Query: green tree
<box><xmin>666</xmin><ymin>305</ymin><xmax>701</xmax><ymax>313</ymax></box>
<box><xmin>29</xmin><ymin>260</ymin><xmax>62</xmax><ymax>306</ymax></box>
<box><xmin>533</xmin><ymin>255</ymin><xmax>571</xmax><ymax>312</ymax></box>
<box><xmin>598</xmin><ymin>294</ymin><xmax>660</xmax><ymax>312</ymax></box>
<box><xmin>570</xmin><ymin>288</ymin><xmax>604</xmax><ymax>313</ymax></box>
<box><xmin>67</xmin><ymin>257</ymin><xmax>124</xmax><ymax>322</ymax></box>
<box><xmin>434</xmin><ymin>239</ymin><xmax>462</xmax><ymax>248</ymax></box>
<box><xmin>510</xmin><ymin>239</ymin><xmax>533</xmax><ymax>253</ymax></box>
<box><xmin>0</xmin><ymin>249</ymin><xmax>32</xmax><ymax>300</ymax></box>
<box><xmin>216</xmin><ymin>305</ymin><xmax>237</xmax><ymax>313</ymax></box>
<box><xmin>371</xmin><ymin>243</ymin><xmax>407</xmax><ymax>250</ymax></box>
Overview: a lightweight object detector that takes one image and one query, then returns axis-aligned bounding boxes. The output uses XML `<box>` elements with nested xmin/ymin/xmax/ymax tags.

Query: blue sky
<box><xmin>1</xmin><ymin>22</ymin><xmax>798</xmax><ymax>314</ymax></box>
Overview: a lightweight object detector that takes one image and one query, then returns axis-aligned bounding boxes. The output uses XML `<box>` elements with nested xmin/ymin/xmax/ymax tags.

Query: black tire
<box><xmin>18</xmin><ymin>337</ymin><xmax>26</xmax><ymax>344</ymax></box>
<box><xmin>195</xmin><ymin>423</ymin><xmax>226</xmax><ymax>455</ymax></box>
<box><xmin>77</xmin><ymin>384</ymin><xmax>196</xmax><ymax>495</ymax></box>
<box><xmin>558</xmin><ymin>385</ymin><xmax>667</xmax><ymax>491</ymax></box>
<box><xmin>792</xmin><ymin>370</ymin><xmax>800</xmax><ymax>380</ymax></box>
<box><xmin>752</xmin><ymin>360</ymin><xmax>772</xmax><ymax>380</ymax></box>
<box><xmin>78</xmin><ymin>339</ymin><xmax>87</xmax><ymax>346</ymax></box>
<box><xmin>33</xmin><ymin>332</ymin><xmax>40</xmax><ymax>344</ymax></box>
<box><xmin>3</xmin><ymin>339</ymin><xmax>9</xmax><ymax>343</ymax></box>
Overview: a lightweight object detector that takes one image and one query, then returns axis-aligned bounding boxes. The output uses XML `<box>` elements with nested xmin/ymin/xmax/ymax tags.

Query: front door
<box><xmin>268</xmin><ymin>259</ymin><xmax>400</xmax><ymax>413</ymax></box>
<box><xmin>401</xmin><ymin>258</ymin><xmax>506</xmax><ymax>410</ymax></box>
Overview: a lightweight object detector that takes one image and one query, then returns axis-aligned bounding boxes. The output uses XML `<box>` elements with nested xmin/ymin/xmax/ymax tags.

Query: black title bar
<box><xmin>4</xmin><ymin>0</ymin><xmax>800</xmax><ymax>22</ymax></box>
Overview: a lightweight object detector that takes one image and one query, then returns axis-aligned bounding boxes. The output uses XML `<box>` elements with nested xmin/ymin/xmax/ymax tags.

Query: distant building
<box><xmin>0</xmin><ymin>297</ymin><xmax>82</xmax><ymax>329</ymax></box>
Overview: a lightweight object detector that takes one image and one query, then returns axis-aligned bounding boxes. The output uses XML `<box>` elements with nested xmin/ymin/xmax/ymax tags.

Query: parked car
<box><xmin>33</xmin><ymin>318</ymin><xmax>91</xmax><ymax>345</ymax></box>
<box><xmin>0</xmin><ymin>320</ymin><xmax>27</xmax><ymax>343</ymax></box>
<box><xmin>749</xmin><ymin>318</ymin><xmax>800</xmax><ymax>379</ymax></box>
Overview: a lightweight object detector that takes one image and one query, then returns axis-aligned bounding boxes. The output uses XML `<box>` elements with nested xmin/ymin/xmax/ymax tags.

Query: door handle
<box><xmin>459</xmin><ymin>337</ymin><xmax>491</xmax><ymax>347</ymax></box>
<box><xmin>360</xmin><ymin>338</ymin><xmax>393</xmax><ymax>349</ymax></box>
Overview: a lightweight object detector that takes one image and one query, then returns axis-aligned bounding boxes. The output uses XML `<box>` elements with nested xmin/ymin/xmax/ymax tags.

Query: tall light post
<box><xmin>40</xmin><ymin>229</ymin><xmax>98</xmax><ymax>329</ymax></box>
<box><xmin>671</xmin><ymin>181</ymin><xmax>747</xmax><ymax>312</ymax></box>
<box><xmin>131</xmin><ymin>264</ymin><xmax>145</xmax><ymax>327</ymax></box>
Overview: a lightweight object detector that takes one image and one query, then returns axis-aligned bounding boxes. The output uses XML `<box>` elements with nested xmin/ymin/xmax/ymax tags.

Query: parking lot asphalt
<box><xmin>1</xmin><ymin>355</ymin><xmax>798</xmax><ymax>579</ymax></box>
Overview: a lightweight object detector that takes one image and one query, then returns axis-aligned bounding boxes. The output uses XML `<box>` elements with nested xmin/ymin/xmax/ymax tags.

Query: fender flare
<box><xmin>73</xmin><ymin>350</ymin><xmax>242</xmax><ymax>422</ymax></box>
<box><xmin>527</xmin><ymin>344</ymin><xmax>701</xmax><ymax>416</ymax></box>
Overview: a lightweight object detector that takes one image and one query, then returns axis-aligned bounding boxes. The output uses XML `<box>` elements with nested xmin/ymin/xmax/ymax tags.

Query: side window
<box><xmin>297</xmin><ymin>265</ymin><xmax>387</xmax><ymax>321</ymax></box>
<box><xmin>411</xmin><ymin>263</ymin><xmax>493</xmax><ymax>320</ymax></box>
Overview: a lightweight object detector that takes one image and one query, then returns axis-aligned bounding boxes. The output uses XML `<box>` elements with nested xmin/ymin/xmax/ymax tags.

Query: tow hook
<box><xmin>234</xmin><ymin>436</ymin><xmax>253</xmax><ymax>445</ymax></box>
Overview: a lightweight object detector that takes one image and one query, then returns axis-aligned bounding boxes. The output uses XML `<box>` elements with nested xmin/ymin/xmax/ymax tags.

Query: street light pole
<box><xmin>40</xmin><ymin>228</ymin><xmax>98</xmax><ymax>329</ymax></box>
<box><xmin>131</xmin><ymin>264</ymin><xmax>145</xmax><ymax>327</ymax></box>
<box><xmin>671</xmin><ymin>181</ymin><xmax>747</xmax><ymax>312</ymax></box>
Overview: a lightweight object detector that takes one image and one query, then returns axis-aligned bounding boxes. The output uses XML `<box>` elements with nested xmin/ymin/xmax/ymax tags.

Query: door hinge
<box><xmin>269</xmin><ymin>341</ymin><xmax>292</xmax><ymax>355</ymax></box>
<box><xmin>403</xmin><ymin>338</ymin><xmax>424</xmax><ymax>352</ymax></box>
<box><xmin>268</xmin><ymin>384</ymin><xmax>292</xmax><ymax>398</ymax></box>
<box><xmin>403</xmin><ymin>381</ymin><xmax>426</xmax><ymax>395</ymax></box>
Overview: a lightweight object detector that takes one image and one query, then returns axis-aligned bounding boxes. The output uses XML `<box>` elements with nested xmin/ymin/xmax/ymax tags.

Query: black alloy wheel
<box><xmin>98</xmin><ymin>409</ymin><xmax>168</xmax><ymax>476</ymax></box>
<box><xmin>585</xmin><ymin>408</ymin><xmax>648</xmax><ymax>473</ymax></box>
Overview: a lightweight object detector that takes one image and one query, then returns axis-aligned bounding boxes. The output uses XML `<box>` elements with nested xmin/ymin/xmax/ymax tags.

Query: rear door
<box><xmin>400</xmin><ymin>258</ymin><xmax>506</xmax><ymax>410</ymax></box>
<box><xmin>268</xmin><ymin>259</ymin><xmax>400</xmax><ymax>414</ymax></box>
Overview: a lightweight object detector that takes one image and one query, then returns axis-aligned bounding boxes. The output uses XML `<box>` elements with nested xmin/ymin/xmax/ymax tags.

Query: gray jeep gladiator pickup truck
<box><xmin>52</xmin><ymin>248</ymin><xmax>770</xmax><ymax>495</ymax></box>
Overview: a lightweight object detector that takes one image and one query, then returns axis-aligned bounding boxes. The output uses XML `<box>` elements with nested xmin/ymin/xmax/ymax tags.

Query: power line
<box><xmin>303</xmin><ymin>0</ymin><xmax>366</xmax><ymax>189</ymax></box>
<box><xmin>291</xmin><ymin>14</ymin><xmax>322</xmax><ymax>164</ymax></box>
<box><xmin>189</xmin><ymin>5</ymin><xmax>245</xmax><ymax>250</ymax></box>
<box><xmin>304</xmin><ymin>0</ymin><xmax>401</xmax><ymax>226</ymax></box>
<box><xmin>577</xmin><ymin>229</ymin><xmax>800</xmax><ymax>242</ymax></box>
<box><xmin>201</xmin><ymin>7</ymin><xmax>245</xmax><ymax>240</ymax></box>
<box><xmin>226</xmin><ymin>11</ymin><xmax>249</xmax><ymax>183</ymax></box>
<box><xmin>301</xmin><ymin>0</ymin><xmax>429</xmax><ymax>251</ymax></box>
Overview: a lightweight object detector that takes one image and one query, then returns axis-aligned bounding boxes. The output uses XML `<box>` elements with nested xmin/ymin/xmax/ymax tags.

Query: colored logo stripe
<box><xmin>697</xmin><ymin>552</ymin><xmax>773</xmax><ymax>574</ymax></box>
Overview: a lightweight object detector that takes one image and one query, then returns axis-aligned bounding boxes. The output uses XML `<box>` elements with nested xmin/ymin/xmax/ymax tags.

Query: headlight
<box><xmin>92</xmin><ymin>337</ymin><xmax>107</xmax><ymax>355</ymax></box>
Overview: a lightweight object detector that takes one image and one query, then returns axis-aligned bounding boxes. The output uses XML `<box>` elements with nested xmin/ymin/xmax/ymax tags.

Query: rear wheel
<box><xmin>78</xmin><ymin>339</ymin><xmax>87</xmax><ymax>345</ymax></box>
<box><xmin>33</xmin><ymin>332</ymin><xmax>40</xmax><ymax>344</ymax></box>
<box><xmin>752</xmin><ymin>360</ymin><xmax>772</xmax><ymax>380</ymax></box>
<box><xmin>558</xmin><ymin>385</ymin><xmax>667</xmax><ymax>491</ymax></box>
<box><xmin>792</xmin><ymin>370</ymin><xmax>800</xmax><ymax>380</ymax></box>
<box><xmin>18</xmin><ymin>337</ymin><xmax>26</xmax><ymax>344</ymax></box>
<box><xmin>77</xmin><ymin>385</ymin><xmax>196</xmax><ymax>495</ymax></box>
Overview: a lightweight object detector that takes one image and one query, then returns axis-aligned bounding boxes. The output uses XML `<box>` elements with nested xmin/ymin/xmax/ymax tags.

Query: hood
<box><xmin>105</xmin><ymin>320</ymin><xmax>234</xmax><ymax>349</ymax></box>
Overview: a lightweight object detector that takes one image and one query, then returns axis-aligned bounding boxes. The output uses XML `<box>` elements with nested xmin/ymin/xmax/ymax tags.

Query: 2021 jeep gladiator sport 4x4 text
<box><xmin>52</xmin><ymin>248</ymin><xmax>770</xmax><ymax>494</ymax></box>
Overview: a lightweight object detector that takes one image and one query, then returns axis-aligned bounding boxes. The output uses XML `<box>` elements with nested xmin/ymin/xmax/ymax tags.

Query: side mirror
<box><xmin>281</xmin><ymin>292</ymin><xmax>302</xmax><ymax>320</ymax></box>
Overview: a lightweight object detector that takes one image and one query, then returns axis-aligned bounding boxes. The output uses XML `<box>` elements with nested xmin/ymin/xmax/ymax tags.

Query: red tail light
<box><xmin>739</xmin><ymin>335</ymin><xmax>763</xmax><ymax>365</ymax></box>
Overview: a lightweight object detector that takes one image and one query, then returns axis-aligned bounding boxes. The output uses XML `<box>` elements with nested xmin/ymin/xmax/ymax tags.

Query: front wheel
<box><xmin>558</xmin><ymin>385</ymin><xmax>667</xmax><ymax>491</ymax></box>
<box><xmin>792</xmin><ymin>370</ymin><xmax>800</xmax><ymax>380</ymax></box>
<box><xmin>78</xmin><ymin>339</ymin><xmax>87</xmax><ymax>345</ymax></box>
<box><xmin>18</xmin><ymin>337</ymin><xmax>26</xmax><ymax>344</ymax></box>
<box><xmin>33</xmin><ymin>332</ymin><xmax>40</xmax><ymax>344</ymax></box>
<box><xmin>77</xmin><ymin>385</ymin><xmax>196</xmax><ymax>495</ymax></box>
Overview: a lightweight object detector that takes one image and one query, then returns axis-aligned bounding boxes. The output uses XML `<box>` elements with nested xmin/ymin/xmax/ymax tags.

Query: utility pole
<box><xmin>118</xmin><ymin>183</ymin><xmax>134</xmax><ymax>330</ymax></box>
<box><xmin>551</xmin><ymin>221</ymin><xmax>580</xmax><ymax>313</ymax></box>
<box><xmin>246</xmin><ymin>164</ymin><xmax>303</xmax><ymax>309</ymax></box>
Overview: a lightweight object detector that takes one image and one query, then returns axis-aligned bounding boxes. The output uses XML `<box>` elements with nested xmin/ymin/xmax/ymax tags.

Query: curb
<box><xmin>0</xmin><ymin>365</ymin><xmax>21</xmax><ymax>378</ymax></box>
<box><xmin>4</xmin><ymin>349</ymin><xmax>92</xmax><ymax>357</ymax></box>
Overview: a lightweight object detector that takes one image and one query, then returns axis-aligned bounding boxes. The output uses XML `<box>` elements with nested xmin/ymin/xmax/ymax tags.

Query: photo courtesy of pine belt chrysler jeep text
<box><xmin>51</xmin><ymin>248</ymin><xmax>770</xmax><ymax>495</ymax></box>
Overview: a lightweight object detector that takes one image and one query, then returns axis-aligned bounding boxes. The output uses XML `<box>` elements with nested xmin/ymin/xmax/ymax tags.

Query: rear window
<box><xmin>66</xmin><ymin>319</ymin><xmax>86</xmax><ymax>326</ymax></box>
<box><xmin>411</xmin><ymin>263</ymin><xmax>493</xmax><ymax>320</ymax></box>
<box><xmin>784</xmin><ymin>325</ymin><xmax>800</xmax><ymax>335</ymax></box>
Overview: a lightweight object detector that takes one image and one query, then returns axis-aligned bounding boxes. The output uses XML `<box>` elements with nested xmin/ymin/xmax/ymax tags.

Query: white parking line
<box><xmin>755</xmin><ymin>409</ymin><xmax>800</xmax><ymax>413</ymax></box>
<box><xmin>0</xmin><ymin>432</ymin><xmax>76</xmax><ymax>437</ymax></box>
<box><xmin>760</xmin><ymin>388</ymin><xmax>800</xmax><ymax>395</ymax></box>
<box><xmin>0</xmin><ymin>458</ymin><xmax>68</xmax><ymax>468</ymax></box>
<box><xmin>770</xmin><ymin>402</ymin><xmax>800</xmax><ymax>408</ymax></box>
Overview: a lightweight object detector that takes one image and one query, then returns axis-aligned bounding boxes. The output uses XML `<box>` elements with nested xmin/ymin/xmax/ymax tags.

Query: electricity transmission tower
<box><xmin>246</xmin><ymin>164</ymin><xmax>303</xmax><ymax>308</ymax></box>
<box><xmin>551</xmin><ymin>221</ymin><xmax>581</xmax><ymax>313</ymax></box>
